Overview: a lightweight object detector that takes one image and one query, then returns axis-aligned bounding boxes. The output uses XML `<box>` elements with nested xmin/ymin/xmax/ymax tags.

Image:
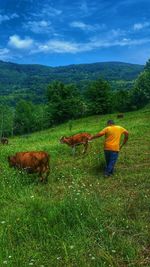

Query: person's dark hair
<box><xmin>107</xmin><ymin>120</ymin><xmax>115</xmax><ymax>125</ymax></box>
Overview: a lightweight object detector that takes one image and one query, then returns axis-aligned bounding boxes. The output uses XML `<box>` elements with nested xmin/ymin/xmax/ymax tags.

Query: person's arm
<box><xmin>90</xmin><ymin>129</ymin><xmax>106</xmax><ymax>140</ymax></box>
<box><xmin>120</xmin><ymin>130</ymin><xmax>129</xmax><ymax>150</ymax></box>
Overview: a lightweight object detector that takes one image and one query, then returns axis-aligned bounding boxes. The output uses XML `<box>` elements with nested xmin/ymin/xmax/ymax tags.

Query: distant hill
<box><xmin>0</xmin><ymin>60</ymin><xmax>144</xmax><ymax>104</ymax></box>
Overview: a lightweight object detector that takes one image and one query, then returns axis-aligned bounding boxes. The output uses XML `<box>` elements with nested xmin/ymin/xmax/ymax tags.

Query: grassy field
<box><xmin>0</xmin><ymin>107</ymin><xmax>150</xmax><ymax>267</ymax></box>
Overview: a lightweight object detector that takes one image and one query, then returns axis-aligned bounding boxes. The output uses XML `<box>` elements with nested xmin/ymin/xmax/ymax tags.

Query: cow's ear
<box><xmin>60</xmin><ymin>136</ymin><xmax>64</xmax><ymax>142</ymax></box>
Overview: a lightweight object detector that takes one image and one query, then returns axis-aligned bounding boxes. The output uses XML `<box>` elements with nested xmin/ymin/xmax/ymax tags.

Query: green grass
<box><xmin>0</xmin><ymin>107</ymin><xmax>150</xmax><ymax>267</ymax></box>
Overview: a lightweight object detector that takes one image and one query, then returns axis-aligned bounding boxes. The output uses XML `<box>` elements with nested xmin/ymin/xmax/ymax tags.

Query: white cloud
<box><xmin>0</xmin><ymin>48</ymin><xmax>11</xmax><ymax>60</ymax></box>
<box><xmin>31</xmin><ymin>5</ymin><xmax>62</xmax><ymax>19</ymax></box>
<box><xmin>37</xmin><ymin>40</ymin><xmax>79</xmax><ymax>53</ymax></box>
<box><xmin>80</xmin><ymin>1</ymin><xmax>89</xmax><ymax>13</ymax></box>
<box><xmin>0</xmin><ymin>13</ymin><xmax>19</xmax><ymax>24</ymax></box>
<box><xmin>6</xmin><ymin>29</ymin><xmax>150</xmax><ymax>58</ymax></box>
<box><xmin>42</xmin><ymin>6</ymin><xmax>62</xmax><ymax>16</ymax></box>
<box><xmin>8</xmin><ymin>35</ymin><xmax>33</xmax><ymax>49</ymax></box>
<box><xmin>94</xmin><ymin>37</ymin><xmax>150</xmax><ymax>48</ymax></box>
<box><xmin>133</xmin><ymin>22</ymin><xmax>150</xmax><ymax>30</ymax></box>
<box><xmin>31</xmin><ymin>35</ymin><xmax>150</xmax><ymax>55</ymax></box>
<box><xmin>70</xmin><ymin>21</ymin><xmax>101</xmax><ymax>32</ymax></box>
<box><xmin>24</xmin><ymin>20</ymin><xmax>53</xmax><ymax>33</ymax></box>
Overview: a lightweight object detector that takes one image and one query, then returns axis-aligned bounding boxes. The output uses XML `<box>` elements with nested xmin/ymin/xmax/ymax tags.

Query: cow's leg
<box><xmin>39</xmin><ymin>167</ymin><xmax>44</xmax><ymax>182</ymax></box>
<box><xmin>45</xmin><ymin>169</ymin><xmax>49</xmax><ymax>182</ymax></box>
<box><xmin>40</xmin><ymin>165</ymin><xmax>49</xmax><ymax>183</ymax></box>
<box><xmin>44</xmin><ymin>165</ymin><xmax>50</xmax><ymax>183</ymax></box>
<box><xmin>39</xmin><ymin>174</ymin><xmax>44</xmax><ymax>182</ymax></box>
<box><xmin>82</xmin><ymin>142</ymin><xmax>88</xmax><ymax>154</ymax></box>
<box><xmin>72</xmin><ymin>146</ymin><xmax>76</xmax><ymax>156</ymax></box>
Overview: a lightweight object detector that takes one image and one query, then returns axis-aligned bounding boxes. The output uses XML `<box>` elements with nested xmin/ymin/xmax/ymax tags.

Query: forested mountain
<box><xmin>0</xmin><ymin>60</ymin><xmax>144</xmax><ymax>104</ymax></box>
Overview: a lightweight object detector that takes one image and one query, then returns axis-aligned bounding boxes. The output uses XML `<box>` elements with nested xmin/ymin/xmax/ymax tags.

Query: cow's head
<box><xmin>60</xmin><ymin>136</ymin><xmax>66</xmax><ymax>143</ymax></box>
<box><xmin>8</xmin><ymin>155</ymin><xmax>16</xmax><ymax>167</ymax></box>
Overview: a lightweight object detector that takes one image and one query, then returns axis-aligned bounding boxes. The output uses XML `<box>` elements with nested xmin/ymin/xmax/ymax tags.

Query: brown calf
<box><xmin>60</xmin><ymin>133</ymin><xmax>92</xmax><ymax>155</ymax></box>
<box><xmin>8</xmin><ymin>151</ymin><xmax>50</xmax><ymax>182</ymax></box>
<box><xmin>117</xmin><ymin>114</ymin><xmax>124</xmax><ymax>118</ymax></box>
<box><xmin>1</xmin><ymin>137</ymin><xmax>8</xmax><ymax>145</ymax></box>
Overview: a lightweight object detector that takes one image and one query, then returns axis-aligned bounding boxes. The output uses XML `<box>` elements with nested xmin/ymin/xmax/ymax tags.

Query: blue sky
<box><xmin>0</xmin><ymin>0</ymin><xmax>150</xmax><ymax>66</ymax></box>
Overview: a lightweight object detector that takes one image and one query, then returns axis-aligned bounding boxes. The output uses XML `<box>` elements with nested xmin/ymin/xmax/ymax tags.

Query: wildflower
<box><xmin>1</xmin><ymin>221</ymin><xmax>6</xmax><ymax>224</ymax></box>
<box><xmin>70</xmin><ymin>245</ymin><xmax>74</xmax><ymax>249</ymax></box>
<box><xmin>91</xmin><ymin>257</ymin><xmax>95</xmax><ymax>260</ymax></box>
<box><xmin>8</xmin><ymin>256</ymin><xmax>12</xmax><ymax>258</ymax></box>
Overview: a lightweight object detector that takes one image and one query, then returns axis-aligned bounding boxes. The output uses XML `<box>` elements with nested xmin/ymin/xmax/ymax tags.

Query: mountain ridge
<box><xmin>0</xmin><ymin>60</ymin><xmax>144</xmax><ymax>104</ymax></box>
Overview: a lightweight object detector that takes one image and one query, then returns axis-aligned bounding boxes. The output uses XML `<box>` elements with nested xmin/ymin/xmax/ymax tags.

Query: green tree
<box><xmin>14</xmin><ymin>100</ymin><xmax>35</xmax><ymax>135</ymax></box>
<box><xmin>0</xmin><ymin>104</ymin><xmax>14</xmax><ymax>137</ymax></box>
<box><xmin>85</xmin><ymin>78</ymin><xmax>112</xmax><ymax>115</ymax></box>
<box><xmin>33</xmin><ymin>105</ymin><xmax>51</xmax><ymax>131</ymax></box>
<box><xmin>131</xmin><ymin>65</ymin><xmax>150</xmax><ymax>109</ymax></box>
<box><xmin>144</xmin><ymin>59</ymin><xmax>150</xmax><ymax>71</ymax></box>
<box><xmin>113</xmin><ymin>90</ymin><xmax>131</xmax><ymax>112</ymax></box>
<box><xmin>47</xmin><ymin>81</ymin><xmax>83</xmax><ymax>124</ymax></box>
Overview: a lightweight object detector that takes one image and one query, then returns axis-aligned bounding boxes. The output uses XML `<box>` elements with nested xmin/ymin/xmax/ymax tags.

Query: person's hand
<box><xmin>120</xmin><ymin>144</ymin><xmax>123</xmax><ymax>150</ymax></box>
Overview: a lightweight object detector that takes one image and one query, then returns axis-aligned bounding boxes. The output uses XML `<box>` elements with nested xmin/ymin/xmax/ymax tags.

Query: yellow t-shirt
<box><xmin>99</xmin><ymin>125</ymin><xmax>127</xmax><ymax>152</ymax></box>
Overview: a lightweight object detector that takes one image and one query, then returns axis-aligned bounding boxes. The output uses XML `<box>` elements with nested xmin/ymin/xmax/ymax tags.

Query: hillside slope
<box><xmin>0</xmin><ymin>107</ymin><xmax>150</xmax><ymax>266</ymax></box>
<box><xmin>0</xmin><ymin>60</ymin><xmax>144</xmax><ymax>97</ymax></box>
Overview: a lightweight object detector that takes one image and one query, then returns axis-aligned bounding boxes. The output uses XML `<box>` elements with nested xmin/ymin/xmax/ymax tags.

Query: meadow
<box><xmin>0</xmin><ymin>107</ymin><xmax>150</xmax><ymax>267</ymax></box>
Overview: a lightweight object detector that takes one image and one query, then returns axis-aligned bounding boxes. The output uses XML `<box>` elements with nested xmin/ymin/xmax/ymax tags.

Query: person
<box><xmin>90</xmin><ymin>120</ymin><xmax>129</xmax><ymax>177</ymax></box>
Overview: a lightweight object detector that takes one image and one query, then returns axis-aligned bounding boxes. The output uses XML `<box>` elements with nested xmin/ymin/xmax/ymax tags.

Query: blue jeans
<box><xmin>104</xmin><ymin>150</ymin><xmax>119</xmax><ymax>176</ymax></box>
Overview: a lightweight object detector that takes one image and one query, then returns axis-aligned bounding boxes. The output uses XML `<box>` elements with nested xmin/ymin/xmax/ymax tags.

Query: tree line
<box><xmin>0</xmin><ymin>59</ymin><xmax>150</xmax><ymax>137</ymax></box>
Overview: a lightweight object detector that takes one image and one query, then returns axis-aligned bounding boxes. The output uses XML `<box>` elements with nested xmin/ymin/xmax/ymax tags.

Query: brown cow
<box><xmin>117</xmin><ymin>114</ymin><xmax>124</xmax><ymax>118</ymax></box>
<box><xmin>60</xmin><ymin>133</ymin><xmax>92</xmax><ymax>155</ymax></box>
<box><xmin>1</xmin><ymin>137</ymin><xmax>8</xmax><ymax>145</ymax></box>
<box><xmin>8</xmin><ymin>151</ymin><xmax>50</xmax><ymax>182</ymax></box>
